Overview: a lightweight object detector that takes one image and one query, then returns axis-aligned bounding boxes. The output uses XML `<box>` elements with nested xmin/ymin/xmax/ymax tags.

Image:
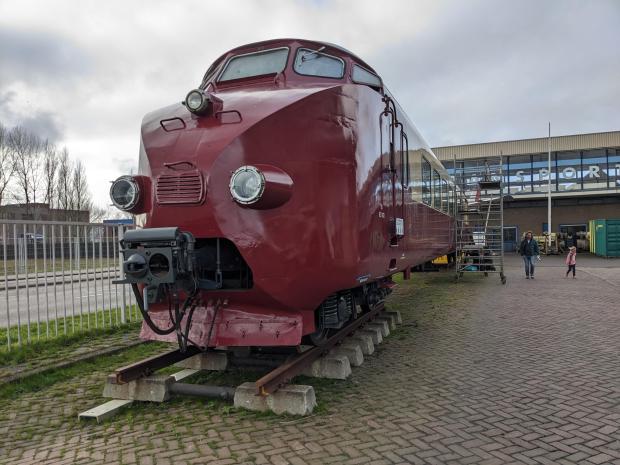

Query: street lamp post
<box><xmin>547</xmin><ymin>122</ymin><xmax>552</xmax><ymax>253</ymax></box>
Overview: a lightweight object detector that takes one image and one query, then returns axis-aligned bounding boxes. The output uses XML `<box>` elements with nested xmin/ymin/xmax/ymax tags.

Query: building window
<box><xmin>556</xmin><ymin>151</ymin><xmax>581</xmax><ymax>192</ymax></box>
<box><xmin>532</xmin><ymin>153</ymin><xmax>557</xmax><ymax>193</ymax></box>
<box><xmin>606</xmin><ymin>148</ymin><xmax>620</xmax><ymax>187</ymax></box>
<box><xmin>502</xmin><ymin>160</ymin><xmax>510</xmax><ymax>191</ymax></box>
<box><xmin>422</xmin><ymin>158</ymin><xmax>432</xmax><ymax>205</ymax></box>
<box><xmin>507</xmin><ymin>154</ymin><xmax>531</xmax><ymax>194</ymax></box>
<box><xmin>582</xmin><ymin>149</ymin><xmax>608</xmax><ymax>190</ymax></box>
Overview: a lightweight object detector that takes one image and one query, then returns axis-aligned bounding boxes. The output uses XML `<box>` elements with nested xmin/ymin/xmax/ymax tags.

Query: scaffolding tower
<box><xmin>454</xmin><ymin>155</ymin><xmax>506</xmax><ymax>284</ymax></box>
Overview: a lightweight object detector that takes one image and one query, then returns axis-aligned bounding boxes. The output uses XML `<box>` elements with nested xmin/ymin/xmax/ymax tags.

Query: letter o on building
<box><xmin>563</xmin><ymin>167</ymin><xmax>577</xmax><ymax>179</ymax></box>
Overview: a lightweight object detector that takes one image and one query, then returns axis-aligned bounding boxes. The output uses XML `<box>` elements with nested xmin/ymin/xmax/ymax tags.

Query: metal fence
<box><xmin>0</xmin><ymin>219</ymin><xmax>140</xmax><ymax>350</ymax></box>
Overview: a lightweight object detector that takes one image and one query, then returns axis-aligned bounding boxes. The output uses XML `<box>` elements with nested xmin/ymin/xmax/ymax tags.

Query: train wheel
<box><xmin>303</xmin><ymin>328</ymin><xmax>330</xmax><ymax>346</ymax></box>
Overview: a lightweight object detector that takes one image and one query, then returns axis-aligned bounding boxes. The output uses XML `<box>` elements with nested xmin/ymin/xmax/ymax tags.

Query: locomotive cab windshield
<box><xmin>218</xmin><ymin>47</ymin><xmax>289</xmax><ymax>82</ymax></box>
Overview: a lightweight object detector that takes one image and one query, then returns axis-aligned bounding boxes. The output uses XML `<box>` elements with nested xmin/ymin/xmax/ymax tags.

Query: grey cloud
<box><xmin>368</xmin><ymin>0</ymin><xmax>620</xmax><ymax>146</ymax></box>
<box><xmin>18</xmin><ymin>111</ymin><xmax>65</xmax><ymax>142</ymax></box>
<box><xmin>0</xmin><ymin>91</ymin><xmax>65</xmax><ymax>142</ymax></box>
<box><xmin>0</xmin><ymin>27</ymin><xmax>91</xmax><ymax>87</ymax></box>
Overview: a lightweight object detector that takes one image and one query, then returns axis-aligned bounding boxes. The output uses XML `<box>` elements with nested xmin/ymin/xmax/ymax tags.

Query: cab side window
<box><xmin>352</xmin><ymin>65</ymin><xmax>381</xmax><ymax>87</ymax></box>
<box><xmin>422</xmin><ymin>158</ymin><xmax>432</xmax><ymax>205</ymax></box>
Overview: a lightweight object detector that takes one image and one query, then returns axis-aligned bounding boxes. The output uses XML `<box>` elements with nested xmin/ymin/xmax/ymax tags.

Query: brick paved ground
<box><xmin>0</xmin><ymin>255</ymin><xmax>618</xmax><ymax>464</ymax></box>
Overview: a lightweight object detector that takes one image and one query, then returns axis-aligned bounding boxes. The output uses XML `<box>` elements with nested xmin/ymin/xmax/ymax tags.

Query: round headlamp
<box><xmin>110</xmin><ymin>176</ymin><xmax>140</xmax><ymax>211</ymax></box>
<box><xmin>229</xmin><ymin>166</ymin><xmax>265</xmax><ymax>205</ymax></box>
<box><xmin>185</xmin><ymin>89</ymin><xmax>210</xmax><ymax>115</ymax></box>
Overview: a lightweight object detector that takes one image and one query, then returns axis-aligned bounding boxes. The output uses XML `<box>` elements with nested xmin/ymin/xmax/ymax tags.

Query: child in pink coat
<box><xmin>565</xmin><ymin>246</ymin><xmax>577</xmax><ymax>278</ymax></box>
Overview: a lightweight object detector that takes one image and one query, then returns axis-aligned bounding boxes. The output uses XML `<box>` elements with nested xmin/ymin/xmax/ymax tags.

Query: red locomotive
<box><xmin>110</xmin><ymin>39</ymin><xmax>455</xmax><ymax>349</ymax></box>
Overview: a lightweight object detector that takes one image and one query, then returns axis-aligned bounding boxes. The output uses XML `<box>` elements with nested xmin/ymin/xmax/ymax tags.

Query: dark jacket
<box><xmin>519</xmin><ymin>238</ymin><xmax>540</xmax><ymax>256</ymax></box>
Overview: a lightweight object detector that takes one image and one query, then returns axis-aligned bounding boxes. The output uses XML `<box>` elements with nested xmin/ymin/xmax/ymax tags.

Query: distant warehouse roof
<box><xmin>432</xmin><ymin>130</ymin><xmax>620</xmax><ymax>161</ymax></box>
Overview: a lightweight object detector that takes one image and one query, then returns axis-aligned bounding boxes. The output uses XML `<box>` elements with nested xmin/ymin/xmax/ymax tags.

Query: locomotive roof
<box><xmin>203</xmin><ymin>38</ymin><xmax>379</xmax><ymax>83</ymax></box>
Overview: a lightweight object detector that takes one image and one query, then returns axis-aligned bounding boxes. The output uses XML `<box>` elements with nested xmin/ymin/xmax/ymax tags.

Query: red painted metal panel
<box><xmin>131</xmin><ymin>39</ymin><xmax>455</xmax><ymax>347</ymax></box>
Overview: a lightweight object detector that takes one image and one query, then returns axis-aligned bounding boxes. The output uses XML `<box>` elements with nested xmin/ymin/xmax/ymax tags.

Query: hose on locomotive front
<box><xmin>131</xmin><ymin>283</ymin><xmax>202</xmax><ymax>352</ymax></box>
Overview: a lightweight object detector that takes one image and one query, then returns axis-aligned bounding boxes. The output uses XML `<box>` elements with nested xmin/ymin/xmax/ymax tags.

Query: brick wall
<box><xmin>504</xmin><ymin>200</ymin><xmax>620</xmax><ymax>236</ymax></box>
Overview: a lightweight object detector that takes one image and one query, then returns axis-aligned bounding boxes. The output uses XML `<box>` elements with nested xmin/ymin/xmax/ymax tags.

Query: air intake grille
<box><xmin>156</xmin><ymin>171</ymin><xmax>204</xmax><ymax>204</ymax></box>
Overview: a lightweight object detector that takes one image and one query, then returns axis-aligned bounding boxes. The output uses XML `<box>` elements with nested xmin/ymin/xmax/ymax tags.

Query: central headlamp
<box><xmin>185</xmin><ymin>89</ymin><xmax>210</xmax><ymax>115</ymax></box>
<box><xmin>229</xmin><ymin>166</ymin><xmax>265</xmax><ymax>205</ymax></box>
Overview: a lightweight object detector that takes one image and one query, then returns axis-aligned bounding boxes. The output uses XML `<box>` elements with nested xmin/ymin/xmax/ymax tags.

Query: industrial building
<box><xmin>0</xmin><ymin>203</ymin><xmax>90</xmax><ymax>222</ymax></box>
<box><xmin>433</xmin><ymin>131</ymin><xmax>620</xmax><ymax>252</ymax></box>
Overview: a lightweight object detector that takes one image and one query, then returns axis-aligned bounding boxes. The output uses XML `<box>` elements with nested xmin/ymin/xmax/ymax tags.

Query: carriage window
<box><xmin>442</xmin><ymin>179</ymin><xmax>449</xmax><ymax>212</ymax></box>
<box><xmin>422</xmin><ymin>158</ymin><xmax>432</xmax><ymax>205</ymax></box>
<box><xmin>294</xmin><ymin>48</ymin><xmax>345</xmax><ymax>78</ymax></box>
<box><xmin>401</xmin><ymin>150</ymin><xmax>410</xmax><ymax>188</ymax></box>
<box><xmin>433</xmin><ymin>170</ymin><xmax>441</xmax><ymax>209</ymax></box>
<box><xmin>219</xmin><ymin>48</ymin><xmax>289</xmax><ymax>82</ymax></box>
<box><xmin>352</xmin><ymin>65</ymin><xmax>382</xmax><ymax>87</ymax></box>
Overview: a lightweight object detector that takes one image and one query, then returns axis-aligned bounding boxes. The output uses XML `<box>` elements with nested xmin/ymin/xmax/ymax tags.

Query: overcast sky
<box><xmin>1</xmin><ymin>0</ymin><xmax>619</xmax><ymax>207</ymax></box>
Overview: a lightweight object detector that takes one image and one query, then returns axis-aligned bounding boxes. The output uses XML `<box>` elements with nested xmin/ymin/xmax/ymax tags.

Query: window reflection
<box><xmin>556</xmin><ymin>151</ymin><xmax>581</xmax><ymax>191</ymax></box>
<box><xmin>582</xmin><ymin>149</ymin><xmax>607</xmax><ymax>189</ymax></box>
<box><xmin>422</xmin><ymin>158</ymin><xmax>432</xmax><ymax>205</ymax></box>
<box><xmin>440</xmin><ymin>147</ymin><xmax>619</xmax><ymax>196</ymax></box>
<box><xmin>508</xmin><ymin>155</ymin><xmax>531</xmax><ymax>194</ymax></box>
<box><xmin>532</xmin><ymin>153</ymin><xmax>557</xmax><ymax>192</ymax></box>
<box><xmin>607</xmin><ymin>149</ymin><xmax>620</xmax><ymax>187</ymax></box>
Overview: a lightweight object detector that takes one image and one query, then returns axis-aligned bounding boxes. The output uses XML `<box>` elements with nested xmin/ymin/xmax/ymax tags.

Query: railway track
<box><xmin>254</xmin><ymin>302</ymin><xmax>385</xmax><ymax>395</ymax></box>
<box><xmin>112</xmin><ymin>301</ymin><xmax>385</xmax><ymax>392</ymax></box>
<box><xmin>81</xmin><ymin>301</ymin><xmax>394</xmax><ymax>420</ymax></box>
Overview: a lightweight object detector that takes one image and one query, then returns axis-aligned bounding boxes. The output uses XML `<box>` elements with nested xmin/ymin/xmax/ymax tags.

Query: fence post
<box><xmin>118</xmin><ymin>225</ymin><xmax>126</xmax><ymax>324</ymax></box>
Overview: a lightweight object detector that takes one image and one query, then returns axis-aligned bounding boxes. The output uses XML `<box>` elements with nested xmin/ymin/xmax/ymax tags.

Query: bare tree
<box><xmin>0</xmin><ymin>122</ymin><xmax>16</xmax><ymax>205</ymax></box>
<box><xmin>42</xmin><ymin>141</ymin><xmax>58</xmax><ymax>208</ymax></box>
<box><xmin>55</xmin><ymin>147</ymin><xmax>72</xmax><ymax>218</ymax></box>
<box><xmin>71</xmin><ymin>159</ymin><xmax>92</xmax><ymax>220</ymax></box>
<box><xmin>10</xmin><ymin>126</ymin><xmax>43</xmax><ymax>214</ymax></box>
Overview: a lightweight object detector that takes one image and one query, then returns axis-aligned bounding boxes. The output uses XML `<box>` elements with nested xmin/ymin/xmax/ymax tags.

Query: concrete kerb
<box><xmin>0</xmin><ymin>269</ymin><xmax>119</xmax><ymax>291</ymax></box>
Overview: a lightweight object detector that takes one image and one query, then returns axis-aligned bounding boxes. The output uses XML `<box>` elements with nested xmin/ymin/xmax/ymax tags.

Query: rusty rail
<box><xmin>111</xmin><ymin>346</ymin><xmax>200</xmax><ymax>384</ymax></box>
<box><xmin>254</xmin><ymin>302</ymin><xmax>385</xmax><ymax>395</ymax></box>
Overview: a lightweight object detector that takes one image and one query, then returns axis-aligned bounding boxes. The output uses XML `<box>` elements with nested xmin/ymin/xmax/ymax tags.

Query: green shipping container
<box><xmin>590</xmin><ymin>219</ymin><xmax>620</xmax><ymax>257</ymax></box>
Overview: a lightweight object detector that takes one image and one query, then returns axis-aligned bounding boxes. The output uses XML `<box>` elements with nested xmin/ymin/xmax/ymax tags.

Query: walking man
<box><xmin>519</xmin><ymin>231</ymin><xmax>540</xmax><ymax>279</ymax></box>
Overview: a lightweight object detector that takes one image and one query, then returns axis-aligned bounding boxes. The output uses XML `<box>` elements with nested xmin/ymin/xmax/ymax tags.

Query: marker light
<box><xmin>185</xmin><ymin>89</ymin><xmax>210</xmax><ymax>115</ymax></box>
